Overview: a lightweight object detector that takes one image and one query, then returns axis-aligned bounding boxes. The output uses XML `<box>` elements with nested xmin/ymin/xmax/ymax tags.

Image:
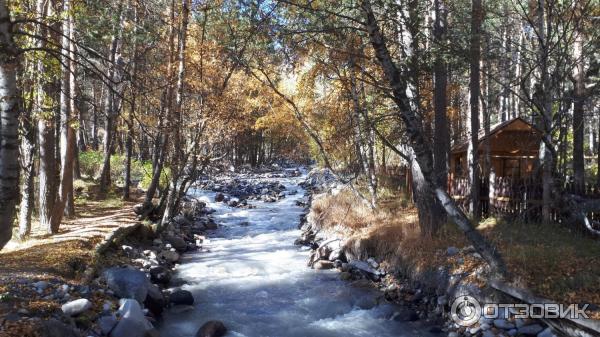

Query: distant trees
<box><xmin>0</xmin><ymin>0</ymin><xmax>598</xmax><ymax>253</ymax></box>
<box><xmin>0</xmin><ymin>0</ymin><xmax>311</xmax><ymax>250</ymax></box>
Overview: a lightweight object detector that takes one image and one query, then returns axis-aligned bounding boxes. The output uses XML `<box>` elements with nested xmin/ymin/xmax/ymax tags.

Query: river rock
<box><xmin>98</xmin><ymin>314</ymin><xmax>118</xmax><ymax>335</ymax></box>
<box><xmin>61</xmin><ymin>298</ymin><xmax>92</xmax><ymax>316</ymax></box>
<box><xmin>103</xmin><ymin>267</ymin><xmax>149</xmax><ymax>304</ymax></box>
<box><xmin>446</xmin><ymin>246</ymin><xmax>459</xmax><ymax>256</ymax></box>
<box><xmin>173</xmin><ymin>214</ymin><xmax>193</xmax><ymax>227</ymax></box>
<box><xmin>145</xmin><ymin>284</ymin><xmax>166</xmax><ymax>317</ymax></box>
<box><xmin>215</xmin><ymin>193</ymin><xmax>225</xmax><ymax>202</ymax></box>
<box><xmin>196</xmin><ymin>320</ymin><xmax>227</xmax><ymax>337</ymax></box>
<box><xmin>41</xmin><ymin>319</ymin><xmax>80</xmax><ymax>337</ymax></box>
<box><xmin>349</xmin><ymin>260</ymin><xmax>378</xmax><ymax>275</ymax></box>
<box><xmin>158</xmin><ymin>250</ymin><xmax>180</xmax><ymax>263</ymax></box>
<box><xmin>149</xmin><ymin>266</ymin><xmax>172</xmax><ymax>284</ymax></box>
<box><xmin>169</xmin><ymin>290</ymin><xmax>194</xmax><ymax>305</ymax></box>
<box><xmin>166</xmin><ymin>235</ymin><xmax>187</xmax><ymax>252</ymax></box>
<box><xmin>313</xmin><ymin>260</ymin><xmax>334</xmax><ymax>270</ymax></box>
<box><xmin>110</xmin><ymin>299</ymin><xmax>154</xmax><ymax>337</ymax></box>
<box><xmin>33</xmin><ymin>280</ymin><xmax>49</xmax><ymax>292</ymax></box>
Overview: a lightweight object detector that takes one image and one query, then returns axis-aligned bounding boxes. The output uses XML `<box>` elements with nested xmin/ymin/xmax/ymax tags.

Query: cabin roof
<box><xmin>451</xmin><ymin>117</ymin><xmax>540</xmax><ymax>154</ymax></box>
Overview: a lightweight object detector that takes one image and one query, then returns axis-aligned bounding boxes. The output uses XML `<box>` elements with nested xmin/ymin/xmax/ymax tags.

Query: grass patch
<box><xmin>312</xmin><ymin>186</ymin><xmax>600</xmax><ymax>306</ymax></box>
<box><xmin>78</xmin><ymin>150</ymin><xmax>170</xmax><ymax>191</ymax></box>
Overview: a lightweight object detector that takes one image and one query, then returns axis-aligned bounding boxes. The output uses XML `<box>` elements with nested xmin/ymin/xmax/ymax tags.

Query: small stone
<box><xmin>102</xmin><ymin>301</ymin><xmax>112</xmax><ymax>312</ymax></box>
<box><xmin>196</xmin><ymin>320</ymin><xmax>227</xmax><ymax>337</ymax></box>
<box><xmin>149</xmin><ymin>266</ymin><xmax>172</xmax><ymax>284</ymax></box>
<box><xmin>111</xmin><ymin>299</ymin><xmax>154</xmax><ymax>337</ymax></box>
<box><xmin>367</xmin><ymin>257</ymin><xmax>379</xmax><ymax>268</ymax></box>
<box><xmin>33</xmin><ymin>281</ymin><xmax>49</xmax><ymax>291</ymax></box>
<box><xmin>446</xmin><ymin>247</ymin><xmax>459</xmax><ymax>256</ymax></box>
<box><xmin>448</xmin><ymin>332</ymin><xmax>459</xmax><ymax>337</ymax></box>
<box><xmin>61</xmin><ymin>298</ymin><xmax>92</xmax><ymax>316</ymax></box>
<box><xmin>469</xmin><ymin>326</ymin><xmax>481</xmax><ymax>334</ymax></box>
<box><xmin>158</xmin><ymin>250</ymin><xmax>180</xmax><ymax>263</ymax></box>
<box><xmin>169</xmin><ymin>290</ymin><xmax>194</xmax><ymax>306</ymax></box>
<box><xmin>313</xmin><ymin>260</ymin><xmax>334</xmax><ymax>270</ymax></box>
<box><xmin>508</xmin><ymin>329</ymin><xmax>518</xmax><ymax>336</ymax></box>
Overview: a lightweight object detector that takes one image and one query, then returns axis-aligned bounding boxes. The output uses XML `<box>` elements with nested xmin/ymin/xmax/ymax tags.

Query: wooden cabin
<box><xmin>448</xmin><ymin>117</ymin><xmax>543</xmax><ymax>216</ymax></box>
<box><xmin>450</xmin><ymin>117</ymin><xmax>541</xmax><ymax>181</ymax></box>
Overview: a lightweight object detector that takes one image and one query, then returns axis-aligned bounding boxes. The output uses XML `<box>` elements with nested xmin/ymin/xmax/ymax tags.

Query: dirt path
<box><xmin>0</xmin><ymin>199</ymin><xmax>139</xmax><ymax>280</ymax></box>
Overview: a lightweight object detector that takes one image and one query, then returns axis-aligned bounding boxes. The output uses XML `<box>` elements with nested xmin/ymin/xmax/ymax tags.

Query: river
<box><xmin>158</xmin><ymin>170</ymin><xmax>435</xmax><ymax>337</ymax></box>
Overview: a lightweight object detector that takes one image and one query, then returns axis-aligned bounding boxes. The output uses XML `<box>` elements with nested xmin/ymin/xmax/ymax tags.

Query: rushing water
<box><xmin>158</xmin><ymin>171</ymin><xmax>435</xmax><ymax>337</ymax></box>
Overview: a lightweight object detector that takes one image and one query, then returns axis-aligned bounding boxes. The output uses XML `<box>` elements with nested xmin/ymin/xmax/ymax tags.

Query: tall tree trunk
<box><xmin>536</xmin><ymin>0</ymin><xmax>554</xmax><ymax>223</ymax></box>
<box><xmin>0</xmin><ymin>0</ymin><xmax>21</xmax><ymax>249</ymax></box>
<box><xmin>348</xmin><ymin>58</ymin><xmax>376</xmax><ymax>208</ymax></box>
<box><xmin>361</xmin><ymin>0</ymin><xmax>507</xmax><ymax>277</ymax></box>
<box><xmin>162</xmin><ymin>0</ymin><xmax>191</xmax><ymax>224</ymax></box>
<box><xmin>91</xmin><ymin>85</ymin><xmax>99</xmax><ymax>150</ymax></box>
<box><xmin>124</xmin><ymin>1</ymin><xmax>138</xmax><ymax>200</ymax></box>
<box><xmin>572</xmin><ymin>33</ymin><xmax>585</xmax><ymax>194</ymax></box>
<box><xmin>50</xmin><ymin>0</ymin><xmax>76</xmax><ymax>230</ymax></box>
<box><xmin>99</xmin><ymin>9</ymin><xmax>124</xmax><ymax>194</ymax></box>
<box><xmin>469</xmin><ymin>0</ymin><xmax>483</xmax><ymax>220</ymax></box>
<box><xmin>18</xmin><ymin>92</ymin><xmax>35</xmax><ymax>240</ymax></box>
<box><xmin>34</xmin><ymin>0</ymin><xmax>57</xmax><ymax>233</ymax></box>
<box><xmin>433</xmin><ymin>0</ymin><xmax>449</xmax><ymax>222</ymax></box>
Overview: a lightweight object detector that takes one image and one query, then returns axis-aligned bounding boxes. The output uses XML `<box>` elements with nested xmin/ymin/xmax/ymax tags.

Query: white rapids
<box><xmin>158</xmin><ymin>171</ymin><xmax>436</xmax><ymax>337</ymax></box>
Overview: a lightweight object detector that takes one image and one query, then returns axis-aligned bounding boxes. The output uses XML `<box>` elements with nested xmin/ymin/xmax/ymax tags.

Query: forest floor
<box><xmin>311</xmin><ymin>187</ymin><xmax>600</xmax><ymax>319</ymax></box>
<box><xmin>0</xmin><ymin>187</ymin><xmax>142</xmax><ymax>334</ymax></box>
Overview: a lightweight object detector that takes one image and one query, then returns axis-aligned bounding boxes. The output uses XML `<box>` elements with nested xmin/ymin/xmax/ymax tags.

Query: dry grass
<box><xmin>311</xmin><ymin>188</ymin><xmax>600</xmax><ymax>308</ymax></box>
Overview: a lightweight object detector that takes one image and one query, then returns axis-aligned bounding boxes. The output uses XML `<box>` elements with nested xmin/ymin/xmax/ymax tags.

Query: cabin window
<box><xmin>503</xmin><ymin>159</ymin><xmax>520</xmax><ymax>178</ymax></box>
<box><xmin>455</xmin><ymin>157</ymin><xmax>464</xmax><ymax>176</ymax></box>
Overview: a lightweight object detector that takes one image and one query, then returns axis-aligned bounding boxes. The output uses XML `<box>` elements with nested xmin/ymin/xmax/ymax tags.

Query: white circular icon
<box><xmin>450</xmin><ymin>295</ymin><xmax>481</xmax><ymax>327</ymax></box>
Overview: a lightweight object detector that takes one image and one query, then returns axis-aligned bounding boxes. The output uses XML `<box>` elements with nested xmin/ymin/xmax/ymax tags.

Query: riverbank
<box><xmin>296</xmin><ymin>172</ymin><xmax>600</xmax><ymax>337</ymax></box>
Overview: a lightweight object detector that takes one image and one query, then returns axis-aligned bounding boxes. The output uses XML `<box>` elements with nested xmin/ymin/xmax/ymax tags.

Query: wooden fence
<box><xmin>449</xmin><ymin>176</ymin><xmax>600</xmax><ymax>224</ymax></box>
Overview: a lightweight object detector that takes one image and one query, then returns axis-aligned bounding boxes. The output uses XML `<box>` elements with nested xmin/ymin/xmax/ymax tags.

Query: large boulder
<box><xmin>103</xmin><ymin>267</ymin><xmax>149</xmax><ymax>304</ymax></box>
<box><xmin>61</xmin><ymin>298</ymin><xmax>92</xmax><ymax>316</ymax></box>
<box><xmin>196</xmin><ymin>321</ymin><xmax>227</xmax><ymax>337</ymax></box>
<box><xmin>169</xmin><ymin>289</ymin><xmax>194</xmax><ymax>306</ymax></box>
<box><xmin>110</xmin><ymin>299</ymin><xmax>154</xmax><ymax>337</ymax></box>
